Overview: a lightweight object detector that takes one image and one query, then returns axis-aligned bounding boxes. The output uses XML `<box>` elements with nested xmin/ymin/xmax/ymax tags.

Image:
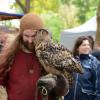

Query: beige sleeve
<box><xmin>0</xmin><ymin>85</ymin><xmax>7</xmax><ymax>100</ymax></box>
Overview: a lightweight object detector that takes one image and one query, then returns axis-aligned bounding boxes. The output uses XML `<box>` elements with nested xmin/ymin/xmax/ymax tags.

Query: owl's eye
<box><xmin>38</xmin><ymin>29</ymin><xmax>49</xmax><ymax>33</ymax></box>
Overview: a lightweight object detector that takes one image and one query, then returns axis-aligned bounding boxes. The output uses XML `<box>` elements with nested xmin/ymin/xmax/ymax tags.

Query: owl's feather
<box><xmin>36</xmin><ymin>42</ymin><xmax>82</xmax><ymax>73</ymax></box>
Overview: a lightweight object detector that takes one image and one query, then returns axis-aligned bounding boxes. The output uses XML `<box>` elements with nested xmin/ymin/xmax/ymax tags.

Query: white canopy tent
<box><xmin>60</xmin><ymin>16</ymin><xmax>97</xmax><ymax>50</ymax></box>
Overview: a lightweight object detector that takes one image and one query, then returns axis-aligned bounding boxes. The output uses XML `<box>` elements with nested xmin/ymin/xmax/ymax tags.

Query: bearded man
<box><xmin>0</xmin><ymin>13</ymin><xmax>69</xmax><ymax>100</ymax></box>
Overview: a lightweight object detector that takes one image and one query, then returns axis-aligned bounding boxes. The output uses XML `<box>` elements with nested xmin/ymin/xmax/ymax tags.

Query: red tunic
<box><xmin>7</xmin><ymin>51</ymin><xmax>41</xmax><ymax>100</ymax></box>
<box><xmin>0</xmin><ymin>50</ymin><xmax>55</xmax><ymax>100</ymax></box>
<box><xmin>7</xmin><ymin>50</ymin><xmax>42</xmax><ymax>100</ymax></box>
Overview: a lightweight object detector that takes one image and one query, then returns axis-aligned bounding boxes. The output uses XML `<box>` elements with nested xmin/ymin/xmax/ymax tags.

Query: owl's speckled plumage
<box><xmin>34</xmin><ymin>29</ymin><xmax>83</xmax><ymax>87</ymax></box>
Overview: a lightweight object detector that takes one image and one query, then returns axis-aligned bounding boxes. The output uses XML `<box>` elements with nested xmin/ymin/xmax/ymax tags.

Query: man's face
<box><xmin>22</xmin><ymin>29</ymin><xmax>37</xmax><ymax>52</ymax></box>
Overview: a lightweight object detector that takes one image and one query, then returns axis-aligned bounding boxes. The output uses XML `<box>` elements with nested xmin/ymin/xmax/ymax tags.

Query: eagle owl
<box><xmin>34</xmin><ymin>29</ymin><xmax>83</xmax><ymax>88</ymax></box>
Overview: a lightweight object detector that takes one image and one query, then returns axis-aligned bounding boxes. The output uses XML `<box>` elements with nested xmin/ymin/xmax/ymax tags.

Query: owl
<box><xmin>34</xmin><ymin>29</ymin><xmax>83</xmax><ymax>88</ymax></box>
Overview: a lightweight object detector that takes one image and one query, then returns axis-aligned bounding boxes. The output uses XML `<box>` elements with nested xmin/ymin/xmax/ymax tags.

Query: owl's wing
<box><xmin>36</xmin><ymin>42</ymin><xmax>83</xmax><ymax>74</ymax></box>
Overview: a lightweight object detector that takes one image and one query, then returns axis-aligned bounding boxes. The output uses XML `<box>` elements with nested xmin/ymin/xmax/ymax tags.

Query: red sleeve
<box><xmin>0</xmin><ymin>78</ymin><xmax>7</xmax><ymax>86</ymax></box>
<box><xmin>0</xmin><ymin>66</ymin><xmax>9</xmax><ymax>86</ymax></box>
<box><xmin>0</xmin><ymin>74</ymin><xmax>8</xmax><ymax>86</ymax></box>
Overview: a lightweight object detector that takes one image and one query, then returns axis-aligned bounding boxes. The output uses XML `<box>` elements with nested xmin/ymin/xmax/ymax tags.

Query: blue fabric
<box><xmin>92</xmin><ymin>51</ymin><xmax>100</xmax><ymax>61</ymax></box>
<box><xmin>64</xmin><ymin>54</ymin><xmax>100</xmax><ymax>100</ymax></box>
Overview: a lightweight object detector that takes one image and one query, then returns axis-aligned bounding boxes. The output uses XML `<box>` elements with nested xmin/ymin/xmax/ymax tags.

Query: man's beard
<box><xmin>22</xmin><ymin>41</ymin><xmax>35</xmax><ymax>52</ymax></box>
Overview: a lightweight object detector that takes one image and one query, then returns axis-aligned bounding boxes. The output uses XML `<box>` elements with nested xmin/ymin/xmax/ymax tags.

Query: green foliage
<box><xmin>8</xmin><ymin>0</ymin><xmax>99</xmax><ymax>42</ymax></box>
<box><xmin>41</xmin><ymin>12</ymin><xmax>64</xmax><ymax>42</ymax></box>
<box><xmin>33</xmin><ymin>0</ymin><xmax>60</xmax><ymax>13</ymax></box>
<box><xmin>10</xmin><ymin>0</ymin><xmax>24</xmax><ymax>13</ymax></box>
<box><xmin>58</xmin><ymin>4</ymin><xmax>80</xmax><ymax>28</ymax></box>
<box><xmin>15</xmin><ymin>0</ymin><xmax>62</xmax><ymax>13</ymax></box>
<box><xmin>72</xmin><ymin>0</ymin><xmax>99</xmax><ymax>23</ymax></box>
<box><xmin>1</xmin><ymin>21</ymin><xmax>12</xmax><ymax>27</ymax></box>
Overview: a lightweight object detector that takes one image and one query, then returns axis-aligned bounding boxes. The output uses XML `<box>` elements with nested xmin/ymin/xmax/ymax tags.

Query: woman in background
<box><xmin>64</xmin><ymin>36</ymin><xmax>100</xmax><ymax>100</ymax></box>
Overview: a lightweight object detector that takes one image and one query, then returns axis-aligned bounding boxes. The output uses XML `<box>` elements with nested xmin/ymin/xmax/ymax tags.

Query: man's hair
<box><xmin>0</xmin><ymin>13</ymin><xmax>43</xmax><ymax>79</ymax></box>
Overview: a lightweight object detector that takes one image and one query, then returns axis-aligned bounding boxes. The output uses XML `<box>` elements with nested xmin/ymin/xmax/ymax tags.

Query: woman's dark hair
<box><xmin>72</xmin><ymin>36</ymin><xmax>91</xmax><ymax>57</ymax></box>
<box><xmin>87</xmin><ymin>35</ymin><xmax>94</xmax><ymax>50</ymax></box>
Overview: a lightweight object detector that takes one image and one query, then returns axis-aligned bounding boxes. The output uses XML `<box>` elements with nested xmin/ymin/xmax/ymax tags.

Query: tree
<box><xmin>15</xmin><ymin>0</ymin><xmax>31</xmax><ymax>13</ymax></box>
<box><xmin>95</xmin><ymin>1</ymin><xmax>100</xmax><ymax>50</ymax></box>
<box><xmin>10</xmin><ymin>0</ymin><xmax>99</xmax><ymax>42</ymax></box>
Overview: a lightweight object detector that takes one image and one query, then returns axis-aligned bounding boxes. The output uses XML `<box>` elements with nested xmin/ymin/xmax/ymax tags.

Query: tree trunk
<box><xmin>16</xmin><ymin>0</ymin><xmax>31</xmax><ymax>13</ymax></box>
<box><xmin>25</xmin><ymin>0</ymin><xmax>31</xmax><ymax>13</ymax></box>
<box><xmin>94</xmin><ymin>1</ymin><xmax>100</xmax><ymax>50</ymax></box>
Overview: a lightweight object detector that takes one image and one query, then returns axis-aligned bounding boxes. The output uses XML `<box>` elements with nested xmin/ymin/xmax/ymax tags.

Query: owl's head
<box><xmin>33</xmin><ymin>29</ymin><xmax>51</xmax><ymax>46</ymax></box>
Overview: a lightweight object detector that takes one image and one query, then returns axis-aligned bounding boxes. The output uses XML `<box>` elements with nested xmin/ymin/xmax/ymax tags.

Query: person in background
<box><xmin>0</xmin><ymin>13</ymin><xmax>68</xmax><ymax>100</ymax></box>
<box><xmin>87</xmin><ymin>35</ymin><xmax>94</xmax><ymax>50</ymax></box>
<box><xmin>87</xmin><ymin>35</ymin><xmax>100</xmax><ymax>61</ymax></box>
<box><xmin>92</xmin><ymin>42</ymin><xmax>100</xmax><ymax>61</ymax></box>
<box><xmin>0</xmin><ymin>33</ymin><xmax>7</xmax><ymax>52</ymax></box>
<box><xmin>64</xmin><ymin>36</ymin><xmax>100</xmax><ymax>100</ymax></box>
<box><xmin>92</xmin><ymin>50</ymin><xmax>100</xmax><ymax>61</ymax></box>
<box><xmin>0</xmin><ymin>32</ymin><xmax>17</xmax><ymax>53</ymax></box>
